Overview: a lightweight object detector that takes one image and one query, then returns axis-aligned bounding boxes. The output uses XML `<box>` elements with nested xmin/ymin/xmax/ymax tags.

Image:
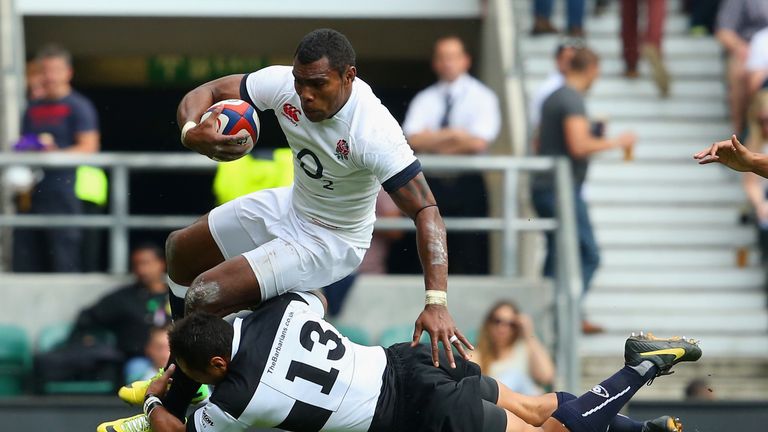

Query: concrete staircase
<box><xmin>514</xmin><ymin>0</ymin><xmax>768</xmax><ymax>399</ymax></box>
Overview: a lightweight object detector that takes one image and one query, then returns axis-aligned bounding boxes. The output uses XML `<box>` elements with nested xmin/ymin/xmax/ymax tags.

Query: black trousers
<box><xmin>13</xmin><ymin>187</ymin><xmax>82</xmax><ymax>273</ymax></box>
<box><xmin>389</xmin><ymin>173</ymin><xmax>489</xmax><ymax>275</ymax></box>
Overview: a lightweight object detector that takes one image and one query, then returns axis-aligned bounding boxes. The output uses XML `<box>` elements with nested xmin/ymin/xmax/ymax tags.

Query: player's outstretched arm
<box><xmin>694</xmin><ymin>135</ymin><xmax>768</xmax><ymax>177</ymax></box>
<box><xmin>388</xmin><ymin>173</ymin><xmax>474</xmax><ymax>368</ymax></box>
<box><xmin>177</xmin><ymin>74</ymin><xmax>251</xmax><ymax>161</ymax></box>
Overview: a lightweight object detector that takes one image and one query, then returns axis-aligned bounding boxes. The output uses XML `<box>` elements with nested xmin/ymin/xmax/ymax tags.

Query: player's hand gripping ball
<box><xmin>200</xmin><ymin>99</ymin><xmax>260</xmax><ymax>159</ymax></box>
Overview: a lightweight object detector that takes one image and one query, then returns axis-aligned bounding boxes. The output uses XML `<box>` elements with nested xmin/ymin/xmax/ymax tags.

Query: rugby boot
<box><xmin>119</xmin><ymin>368</ymin><xmax>209</xmax><ymax>406</ymax></box>
<box><xmin>97</xmin><ymin>413</ymin><xmax>150</xmax><ymax>432</ymax></box>
<box><xmin>643</xmin><ymin>415</ymin><xmax>683</xmax><ymax>432</ymax></box>
<box><xmin>625</xmin><ymin>331</ymin><xmax>702</xmax><ymax>380</ymax></box>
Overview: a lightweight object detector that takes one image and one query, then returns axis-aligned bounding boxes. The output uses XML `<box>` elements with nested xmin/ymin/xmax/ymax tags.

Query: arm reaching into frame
<box><xmin>387</xmin><ymin>172</ymin><xmax>474</xmax><ymax>368</ymax></box>
<box><xmin>694</xmin><ymin>135</ymin><xmax>768</xmax><ymax>177</ymax></box>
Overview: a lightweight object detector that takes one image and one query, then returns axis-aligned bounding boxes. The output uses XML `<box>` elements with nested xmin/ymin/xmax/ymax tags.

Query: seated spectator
<box><xmin>124</xmin><ymin>326</ymin><xmax>170</xmax><ymax>383</ymax></box>
<box><xmin>741</xmin><ymin>91</ymin><xmax>768</xmax><ymax>262</ymax></box>
<box><xmin>746</xmin><ymin>27</ymin><xmax>768</xmax><ymax>94</ymax></box>
<box><xmin>72</xmin><ymin>243</ymin><xmax>171</xmax><ymax>365</ymax></box>
<box><xmin>472</xmin><ymin>301</ymin><xmax>555</xmax><ymax>395</ymax></box>
<box><xmin>715</xmin><ymin>0</ymin><xmax>768</xmax><ymax>135</ymax></box>
<box><xmin>399</xmin><ymin>35</ymin><xmax>500</xmax><ymax>275</ymax></box>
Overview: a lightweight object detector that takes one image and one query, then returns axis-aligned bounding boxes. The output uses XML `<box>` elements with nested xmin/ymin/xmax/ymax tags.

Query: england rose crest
<box><xmin>334</xmin><ymin>139</ymin><xmax>350</xmax><ymax>160</ymax></box>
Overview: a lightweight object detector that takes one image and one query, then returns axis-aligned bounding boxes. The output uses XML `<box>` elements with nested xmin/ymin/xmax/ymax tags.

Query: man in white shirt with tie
<box><xmin>401</xmin><ymin>36</ymin><xmax>501</xmax><ymax>274</ymax></box>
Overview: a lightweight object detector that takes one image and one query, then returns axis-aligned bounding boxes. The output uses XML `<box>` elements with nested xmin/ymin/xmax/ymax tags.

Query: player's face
<box><xmin>432</xmin><ymin>38</ymin><xmax>471</xmax><ymax>83</ymax></box>
<box><xmin>39</xmin><ymin>56</ymin><xmax>73</xmax><ymax>97</ymax></box>
<box><xmin>293</xmin><ymin>56</ymin><xmax>356</xmax><ymax>122</ymax></box>
<box><xmin>131</xmin><ymin>249</ymin><xmax>167</xmax><ymax>289</ymax></box>
<box><xmin>177</xmin><ymin>357</ymin><xmax>228</xmax><ymax>385</ymax></box>
<box><xmin>488</xmin><ymin>305</ymin><xmax>517</xmax><ymax>346</ymax></box>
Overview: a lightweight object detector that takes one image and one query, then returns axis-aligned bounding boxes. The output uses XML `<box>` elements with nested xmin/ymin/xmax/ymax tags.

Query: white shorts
<box><xmin>208</xmin><ymin>186</ymin><xmax>366</xmax><ymax>301</ymax></box>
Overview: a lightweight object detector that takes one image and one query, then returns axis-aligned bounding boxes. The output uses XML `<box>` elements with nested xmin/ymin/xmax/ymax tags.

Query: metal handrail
<box><xmin>0</xmin><ymin>151</ymin><xmax>582</xmax><ymax>393</ymax></box>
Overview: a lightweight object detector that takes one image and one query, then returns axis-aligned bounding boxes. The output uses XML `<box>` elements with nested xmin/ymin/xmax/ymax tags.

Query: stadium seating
<box><xmin>33</xmin><ymin>323</ymin><xmax>120</xmax><ymax>395</ymax></box>
<box><xmin>0</xmin><ymin>324</ymin><xmax>31</xmax><ymax>396</ymax></box>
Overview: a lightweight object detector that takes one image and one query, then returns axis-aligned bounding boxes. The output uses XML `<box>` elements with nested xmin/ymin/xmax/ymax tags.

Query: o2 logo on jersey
<box><xmin>282</xmin><ymin>103</ymin><xmax>302</xmax><ymax>125</ymax></box>
<box><xmin>297</xmin><ymin>148</ymin><xmax>334</xmax><ymax>190</ymax></box>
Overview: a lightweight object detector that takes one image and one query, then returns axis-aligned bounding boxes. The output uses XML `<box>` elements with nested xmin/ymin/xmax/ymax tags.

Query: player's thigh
<box><xmin>166</xmin><ymin>213</ymin><xmax>225</xmax><ymax>285</ymax></box>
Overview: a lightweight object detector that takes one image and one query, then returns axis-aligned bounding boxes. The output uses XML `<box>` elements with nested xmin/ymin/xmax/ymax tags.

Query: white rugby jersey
<box><xmin>187</xmin><ymin>292</ymin><xmax>388</xmax><ymax>432</ymax></box>
<box><xmin>240</xmin><ymin>66</ymin><xmax>420</xmax><ymax>248</ymax></box>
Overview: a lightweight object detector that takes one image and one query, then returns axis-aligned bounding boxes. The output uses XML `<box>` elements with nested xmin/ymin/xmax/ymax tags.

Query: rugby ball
<box><xmin>200</xmin><ymin>99</ymin><xmax>260</xmax><ymax>149</ymax></box>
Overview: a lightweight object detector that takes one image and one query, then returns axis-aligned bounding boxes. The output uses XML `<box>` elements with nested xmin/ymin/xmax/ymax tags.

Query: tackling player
<box><xmin>99</xmin><ymin>292</ymin><xmax>698</xmax><ymax>432</ymax></box>
<box><xmin>119</xmin><ymin>28</ymin><xmax>473</xmax><ymax>421</ymax></box>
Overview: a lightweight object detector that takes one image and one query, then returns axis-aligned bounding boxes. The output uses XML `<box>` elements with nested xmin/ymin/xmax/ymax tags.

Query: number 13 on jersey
<box><xmin>260</xmin><ymin>303</ymin><xmax>353</xmax><ymax>412</ymax></box>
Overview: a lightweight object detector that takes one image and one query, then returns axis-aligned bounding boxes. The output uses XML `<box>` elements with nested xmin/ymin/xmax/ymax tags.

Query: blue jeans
<box><xmin>532</xmin><ymin>187</ymin><xmax>600</xmax><ymax>298</ymax></box>
<box><xmin>533</xmin><ymin>0</ymin><xmax>585</xmax><ymax>30</ymax></box>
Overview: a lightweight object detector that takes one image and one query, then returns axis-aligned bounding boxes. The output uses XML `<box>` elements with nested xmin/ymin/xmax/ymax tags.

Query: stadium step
<box><xmin>600</xmin><ymin>247</ymin><xmax>760</xmax><ymax>268</ymax></box>
<box><xmin>587</xmin><ymin>161</ymin><xmax>736</xmax><ymax>182</ymax></box>
<box><xmin>520</xmin><ymin>35</ymin><xmax>720</xmax><ymax>59</ymax></box>
<box><xmin>590</xmin><ymin>206</ymin><xmax>742</xmax><ymax>225</ymax></box>
<box><xmin>591</xmin><ymin>142</ymin><xmax>725</xmax><ymax>161</ymax></box>
<box><xmin>584</xmin><ymin>291</ymin><xmax>765</xmax><ymax>312</ymax></box>
<box><xmin>595</xmin><ymin>227</ymin><xmax>755</xmax><ymax>247</ymax></box>
<box><xmin>585</xmin><ymin>184</ymin><xmax>746</xmax><ymax>204</ymax></box>
<box><xmin>579</xmin><ymin>334</ymin><xmax>768</xmax><ymax>358</ymax></box>
<box><xmin>524</xmin><ymin>56</ymin><xmax>723</xmax><ymax>79</ymax></box>
<box><xmin>592</xmin><ymin>268</ymin><xmax>764</xmax><ymax>290</ymax></box>
<box><xmin>580</xmin><ymin>311</ymin><xmax>768</xmax><ymax>334</ymax></box>
<box><xmin>527</xmin><ymin>77</ymin><xmax>726</xmax><ymax>100</ymax></box>
<box><xmin>586</xmin><ymin>99</ymin><xmax>728</xmax><ymax>120</ymax></box>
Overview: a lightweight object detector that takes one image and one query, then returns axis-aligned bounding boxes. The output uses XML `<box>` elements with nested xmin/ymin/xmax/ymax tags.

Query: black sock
<box><xmin>552</xmin><ymin>363</ymin><xmax>657</xmax><ymax>432</ymax></box>
<box><xmin>557</xmin><ymin>392</ymin><xmax>644</xmax><ymax>432</ymax></box>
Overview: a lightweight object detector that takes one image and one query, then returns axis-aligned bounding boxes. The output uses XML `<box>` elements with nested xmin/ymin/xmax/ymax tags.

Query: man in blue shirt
<box><xmin>13</xmin><ymin>45</ymin><xmax>100</xmax><ymax>273</ymax></box>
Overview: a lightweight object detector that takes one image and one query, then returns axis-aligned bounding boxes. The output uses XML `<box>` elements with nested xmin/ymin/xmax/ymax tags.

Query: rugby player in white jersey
<box><xmin>113</xmin><ymin>28</ymin><xmax>474</xmax><ymax>423</ymax></box>
<box><xmin>98</xmin><ymin>291</ymin><xmax>698</xmax><ymax>432</ymax></box>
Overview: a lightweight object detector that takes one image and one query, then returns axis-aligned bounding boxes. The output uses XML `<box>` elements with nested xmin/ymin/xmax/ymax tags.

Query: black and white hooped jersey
<box><xmin>239</xmin><ymin>66</ymin><xmax>420</xmax><ymax>249</ymax></box>
<box><xmin>187</xmin><ymin>292</ymin><xmax>387</xmax><ymax>432</ymax></box>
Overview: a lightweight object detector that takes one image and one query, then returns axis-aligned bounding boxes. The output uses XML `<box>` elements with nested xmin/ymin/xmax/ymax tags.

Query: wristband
<box><xmin>425</xmin><ymin>290</ymin><xmax>447</xmax><ymax>307</ymax></box>
<box><xmin>144</xmin><ymin>395</ymin><xmax>163</xmax><ymax>417</ymax></box>
<box><xmin>180</xmin><ymin>121</ymin><xmax>197</xmax><ymax>144</ymax></box>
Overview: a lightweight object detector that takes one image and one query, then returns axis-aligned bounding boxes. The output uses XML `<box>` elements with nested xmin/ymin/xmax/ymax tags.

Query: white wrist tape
<box><xmin>425</xmin><ymin>290</ymin><xmax>447</xmax><ymax>306</ymax></box>
<box><xmin>180</xmin><ymin>121</ymin><xmax>197</xmax><ymax>144</ymax></box>
<box><xmin>144</xmin><ymin>395</ymin><xmax>163</xmax><ymax>417</ymax></box>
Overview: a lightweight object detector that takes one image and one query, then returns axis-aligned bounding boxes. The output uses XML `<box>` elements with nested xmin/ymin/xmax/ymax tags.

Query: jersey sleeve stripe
<box><xmin>239</xmin><ymin>73</ymin><xmax>256</xmax><ymax>107</ymax></box>
<box><xmin>381</xmin><ymin>160</ymin><xmax>422</xmax><ymax>193</ymax></box>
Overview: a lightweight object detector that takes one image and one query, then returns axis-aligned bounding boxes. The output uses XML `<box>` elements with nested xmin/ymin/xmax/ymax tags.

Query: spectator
<box><xmin>746</xmin><ymin>26</ymin><xmax>768</xmax><ymax>94</ymax></box>
<box><xmin>400</xmin><ymin>35</ymin><xmax>500</xmax><ymax>275</ymax></box>
<box><xmin>124</xmin><ymin>326</ymin><xmax>171</xmax><ymax>383</ymax></box>
<box><xmin>472</xmin><ymin>301</ymin><xmax>555</xmax><ymax>395</ymax></box>
<box><xmin>531</xmin><ymin>47</ymin><xmax>636</xmax><ymax>334</ymax></box>
<box><xmin>684</xmin><ymin>378</ymin><xmax>716</xmax><ymax>400</ymax></box>
<box><xmin>532</xmin><ymin>0</ymin><xmax>586</xmax><ymax>37</ymax></box>
<box><xmin>741</xmin><ymin>90</ymin><xmax>768</xmax><ymax>263</ymax></box>
<box><xmin>715</xmin><ymin>0</ymin><xmax>768</xmax><ymax>135</ymax></box>
<box><xmin>12</xmin><ymin>44</ymin><xmax>100</xmax><ymax>273</ymax></box>
<box><xmin>529</xmin><ymin>40</ymin><xmax>580</xmax><ymax>136</ymax></box>
<box><xmin>621</xmin><ymin>0</ymin><xmax>670</xmax><ymax>97</ymax></box>
<box><xmin>72</xmin><ymin>243</ymin><xmax>170</xmax><ymax>364</ymax></box>
<box><xmin>688</xmin><ymin>0</ymin><xmax>722</xmax><ymax>36</ymax></box>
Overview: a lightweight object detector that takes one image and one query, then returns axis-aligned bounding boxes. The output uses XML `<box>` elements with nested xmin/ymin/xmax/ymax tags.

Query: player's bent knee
<box><xmin>185</xmin><ymin>274</ymin><xmax>223</xmax><ymax>315</ymax></box>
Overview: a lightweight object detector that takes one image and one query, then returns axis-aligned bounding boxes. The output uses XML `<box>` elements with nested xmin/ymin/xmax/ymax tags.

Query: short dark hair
<box><xmin>35</xmin><ymin>44</ymin><xmax>72</xmax><ymax>66</ymax></box>
<box><xmin>132</xmin><ymin>242</ymin><xmax>165</xmax><ymax>261</ymax></box>
<box><xmin>168</xmin><ymin>312</ymin><xmax>233</xmax><ymax>372</ymax></box>
<box><xmin>294</xmin><ymin>28</ymin><xmax>356</xmax><ymax>75</ymax></box>
<box><xmin>569</xmin><ymin>47</ymin><xmax>599</xmax><ymax>72</ymax></box>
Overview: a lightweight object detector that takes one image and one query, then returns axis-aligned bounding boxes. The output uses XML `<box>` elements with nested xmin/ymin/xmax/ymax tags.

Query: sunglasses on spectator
<box><xmin>490</xmin><ymin>317</ymin><xmax>516</xmax><ymax>328</ymax></box>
